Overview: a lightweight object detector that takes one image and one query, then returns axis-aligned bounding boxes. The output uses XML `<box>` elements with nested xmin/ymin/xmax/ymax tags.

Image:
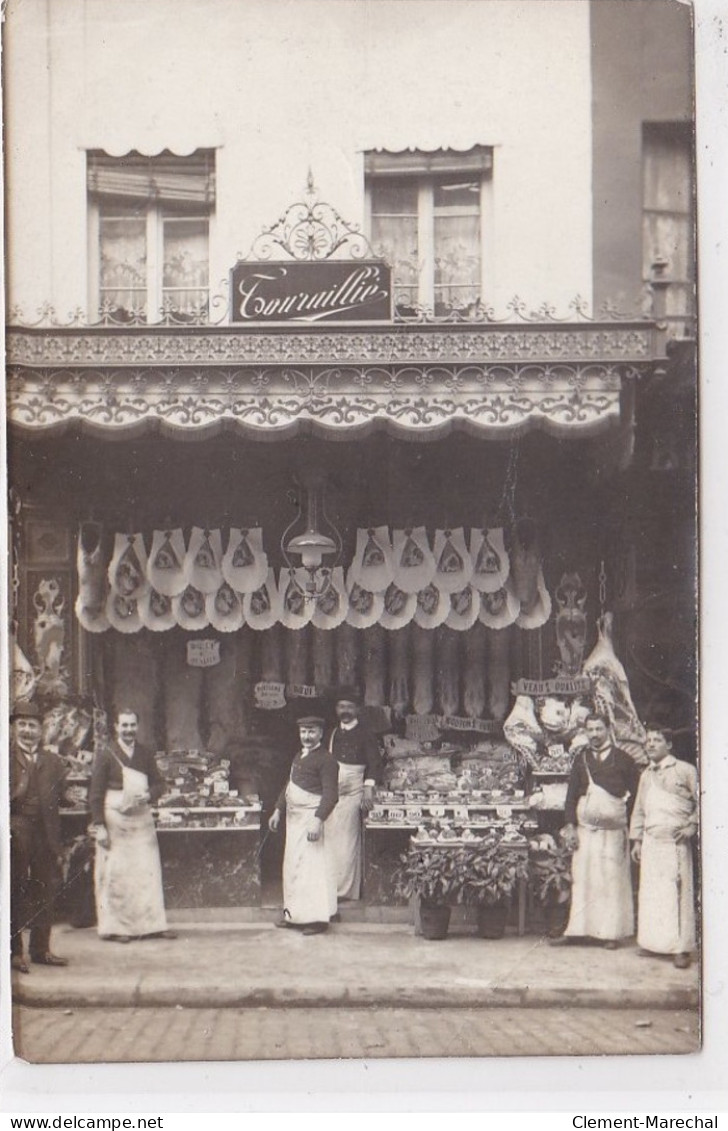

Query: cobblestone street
<box><xmin>12</xmin><ymin>1005</ymin><xmax>700</xmax><ymax>1064</ymax></box>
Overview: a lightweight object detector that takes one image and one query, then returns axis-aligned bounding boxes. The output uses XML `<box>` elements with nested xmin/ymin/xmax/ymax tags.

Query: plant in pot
<box><xmin>395</xmin><ymin>845</ymin><xmax>465</xmax><ymax>939</ymax></box>
<box><xmin>460</xmin><ymin>833</ymin><xmax>530</xmax><ymax>939</ymax></box>
<box><xmin>527</xmin><ymin>833</ymin><xmax>573</xmax><ymax>938</ymax></box>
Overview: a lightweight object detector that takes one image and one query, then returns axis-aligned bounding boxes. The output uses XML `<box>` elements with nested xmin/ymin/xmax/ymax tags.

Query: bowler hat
<box><xmin>10</xmin><ymin>700</ymin><xmax>41</xmax><ymax>721</ymax></box>
<box><xmin>334</xmin><ymin>686</ymin><xmax>362</xmax><ymax>706</ymax></box>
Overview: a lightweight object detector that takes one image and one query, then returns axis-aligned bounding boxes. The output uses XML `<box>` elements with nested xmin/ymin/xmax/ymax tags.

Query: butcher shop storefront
<box><xmin>6</xmin><ymin>196</ymin><xmax>691</xmax><ymax>922</ymax></box>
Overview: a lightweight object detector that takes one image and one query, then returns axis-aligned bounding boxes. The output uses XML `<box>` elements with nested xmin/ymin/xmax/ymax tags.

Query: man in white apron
<box><xmin>326</xmin><ymin>690</ymin><xmax>383</xmax><ymax>903</ymax></box>
<box><xmin>90</xmin><ymin>708</ymin><xmax>177</xmax><ymax>943</ymax></box>
<box><xmin>553</xmin><ymin>711</ymin><xmax>641</xmax><ymax>948</ymax></box>
<box><xmin>269</xmin><ymin>716</ymin><xmax>339</xmax><ymax>935</ymax></box>
<box><xmin>630</xmin><ymin>727</ymin><xmax>698</xmax><ymax>968</ymax></box>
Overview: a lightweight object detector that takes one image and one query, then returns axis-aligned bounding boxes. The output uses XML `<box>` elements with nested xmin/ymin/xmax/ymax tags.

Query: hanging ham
<box><xmin>433</xmin><ymin>528</ymin><xmax>473</xmax><ymax>594</ymax></box>
<box><xmin>582</xmin><ymin>611</ymin><xmax>648</xmax><ymax>765</ymax></box>
<box><xmin>470</xmin><ymin>528</ymin><xmax>510</xmax><ymax>593</ymax></box>
<box><xmin>147</xmin><ymin>528</ymin><xmax>187</xmax><ymax>597</ymax></box>
<box><xmin>411</xmin><ymin>624</ymin><xmax>435</xmax><ymax>716</ymax></box>
<box><xmin>184</xmin><ymin>527</ymin><xmax>223</xmax><ymax>595</ymax></box>
<box><xmin>463</xmin><ymin>622</ymin><xmax>488</xmax><ymax>719</ymax></box>
<box><xmin>222</xmin><ymin>527</ymin><xmax>268</xmax><ymax>593</ymax></box>
<box><xmin>392</xmin><ymin>527</ymin><xmax>436</xmax><ymax>593</ymax></box>
<box><xmin>108</xmin><ymin>533</ymin><xmax>148</xmax><ymax>600</ymax></box>
<box><xmin>348</xmin><ymin>526</ymin><xmax>395</xmax><ymax>593</ymax></box>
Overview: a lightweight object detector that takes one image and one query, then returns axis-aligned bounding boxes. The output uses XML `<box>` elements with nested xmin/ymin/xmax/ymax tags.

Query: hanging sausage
<box><xmin>312</xmin><ymin>627</ymin><xmax>335</xmax><ymax>695</ymax></box>
<box><xmin>362</xmin><ymin>624</ymin><xmax>387</xmax><ymax>706</ymax></box>
<box><xmin>411</xmin><ymin>624</ymin><xmax>435</xmax><ymax>716</ymax></box>
<box><xmin>335</xmin><ymin>621</ymin><xmax>360</xmax><ymax>688</ymax></box>
<box><xmin>389</xmin><ymin>625</ymin><xmax>411</xmax><ymax>718</ymax></box>
<box><xmin>285</xmin><ymin>625</ymin><xmax>310</xmax><ymax>687</ymax></box>
<box><xmin>463</xmin><ymin>621</ymin><xmax>488</xmax><ymax>719</ymax></box>
<box><xmin>435</xmin><ymin>626</ymin><xmax>460</xmax><ymax>717</ymax></box>
<box><xmin>487</xmin><ymin>625</ymin><xmax>513</xmax><ymax>721</ymax></box>
<box><xmin>260</xmin><ymin>622</ymin><xmax>285</xmax><ymax>683</ymax></box>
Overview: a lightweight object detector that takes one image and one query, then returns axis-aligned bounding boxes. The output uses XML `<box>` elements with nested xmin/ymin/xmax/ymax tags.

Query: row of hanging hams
<box><xmin>76</xmin><ymin>522</ymin><xmax>552</xmax><ymax>636</ymax></box>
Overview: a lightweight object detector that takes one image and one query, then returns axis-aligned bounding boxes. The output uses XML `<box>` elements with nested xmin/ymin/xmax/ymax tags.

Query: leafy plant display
<box><xmin>395</xmin><ymin>832</ymin><xmax>529</xmax><ymax>907</ymax></box>
<box><xmin>527</xmin><ymin>833</ymin><xmax>573</xmax><ymax>905</ymax></box>
<box><xmin>459</xmin><ymin>833</ymin><xmax>530</xmax><ymax>908</ymax></box>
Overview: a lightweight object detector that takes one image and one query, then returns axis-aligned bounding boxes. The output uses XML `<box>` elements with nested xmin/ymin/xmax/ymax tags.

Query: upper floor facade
<box><xmin>2</xmin><ymin>0</ymin><xmax>694</xmax><ymax>332</ymax></box>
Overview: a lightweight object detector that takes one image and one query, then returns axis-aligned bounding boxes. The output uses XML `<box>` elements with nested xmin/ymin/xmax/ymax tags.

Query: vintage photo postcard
<box><xmin>3</xmin><ymin>0</ymin><xmax>702</xmax><ymax>1066</ymax></box>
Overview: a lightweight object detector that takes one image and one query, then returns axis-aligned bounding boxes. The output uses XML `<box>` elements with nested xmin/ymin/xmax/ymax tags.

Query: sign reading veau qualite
<box><xmin>230</xmin><ymin>260</ymin><xmax>392</xmax><ymax>323</ymax></box>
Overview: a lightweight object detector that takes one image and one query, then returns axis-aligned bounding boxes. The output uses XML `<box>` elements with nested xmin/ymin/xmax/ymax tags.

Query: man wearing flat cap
<box><xmin>269</xmin><ymin>715</ymin><xmax>338</xmax><ymax>935</ymax></box>
<box><xmin>10</xmin><ymin>700</ymin><xmax>69</xmax><ymax>972</ymax></box>
<box><xmin>326</xmin><ymin>688</ymin><xmax>383</xmax><ymax>902</ymax></box>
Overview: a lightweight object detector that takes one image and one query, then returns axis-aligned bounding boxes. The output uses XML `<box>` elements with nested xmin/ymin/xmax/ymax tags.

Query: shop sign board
<box><xmin>186</xmin><ymin>640</ymin><xmax>221</xmax><ymax>668</ymax></box>
<box><xmin>254</xmin><ymin>680</ymin><xmax>287</xmax><ymax>710</ymax></box>
<box><xmin>287</xmin><ymin>683</ymin><xmax>317</xmax><ymax>699</ymax></box>
<box><xmin>511</xmin><ymin>676</ymin><xmax>591</xmax><ymax>696</ymax></box>
<box><xmin>230</xmin><ymin>261</ymin><xmax>392</xmax><ymax>324</ymax></box>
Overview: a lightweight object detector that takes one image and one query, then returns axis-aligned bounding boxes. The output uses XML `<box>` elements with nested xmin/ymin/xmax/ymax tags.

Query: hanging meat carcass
<box><xmin>411</xmin><ymin>624</ymin><xmax>435</xmax><ymax>716</ymax></box>
<box><xmin>75</xmin><ymin>522</ymin><xmax>109</xmax><ymax>633</ymax></box>
<box><xmin>260</xmin><ymin>623</ymin><xmax>285</xmax><ymax>683</ymax></box>
<box><xmin>578</xmin><ymin>615</ymin><xmax>646</xmax><ymax>764</ymax></box>
<box><xmin>582</xmin><ymin>612</ymin><xmax>648</xmax><ymax>765</ymax></box>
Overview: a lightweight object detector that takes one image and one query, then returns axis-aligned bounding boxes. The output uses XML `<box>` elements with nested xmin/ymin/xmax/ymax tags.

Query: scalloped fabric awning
<box><xmin>5</xmin><ymin>321</ymin><xmax>655</xmax><ymax>440</ymax></box>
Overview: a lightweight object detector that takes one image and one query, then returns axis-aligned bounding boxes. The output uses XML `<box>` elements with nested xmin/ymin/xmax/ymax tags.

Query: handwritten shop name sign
<box><xmin>230</xmin><ymin>261</ymin><xmax>392</xmax><ymax>324</ymax></box>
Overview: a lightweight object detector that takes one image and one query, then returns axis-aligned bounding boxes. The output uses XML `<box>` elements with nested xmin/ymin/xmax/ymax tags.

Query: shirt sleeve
<box><xmin>89</xmin><ymin>747</ymin><xmax>111</xmax><ymax>825</ymax></box>
<box><xmin>315</xmin><ymin>753</ymin><xmax>339</xmax><ymax>821</ymax></box>
<box><xmin>681</xmin><ymin>763</ymin><xmax>700</xmax><ymax>833</ymax></box>
<box><xmin>629</xmin><ymin>771</ymin><xmax>648</xmax><ymax>840</ymax></box>
<box><xmin>563</xmin><ymin>753</ymin><xmax>586</xmax><ymax>826</ymax></box>
<box><xmin>620</xmin><ymin>750</ymin><xmax>642</xmax><ymax>817</ymax></box>
<box><xmin>363</xmin><ymin>729</ymin><xmax>384</xmax><ymax>784</ymax></box>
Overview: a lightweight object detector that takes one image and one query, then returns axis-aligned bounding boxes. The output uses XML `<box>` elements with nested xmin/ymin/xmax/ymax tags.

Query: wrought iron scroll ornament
<box><xmin>242</xmin><ymin>170</ymin><xmax>376</xmax><ymax>264</ymax></box>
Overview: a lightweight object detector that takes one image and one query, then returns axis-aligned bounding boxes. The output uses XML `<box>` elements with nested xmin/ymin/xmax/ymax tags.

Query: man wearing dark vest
<box><xmin>10</xmin><ymin>700</ymin><xmax>69</xmax><ymax>972</ymax></box>
<box><xmin>326</xmin><ymin>689</ymin><xmax>383</xmax><ymax>902</ymax></box>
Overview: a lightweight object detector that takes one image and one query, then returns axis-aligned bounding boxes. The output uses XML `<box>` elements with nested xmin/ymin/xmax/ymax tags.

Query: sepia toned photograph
<box><xmin>3</xmin><ymin>0</ymin><xmax>700</xmax><ymax>1066</ymax></box>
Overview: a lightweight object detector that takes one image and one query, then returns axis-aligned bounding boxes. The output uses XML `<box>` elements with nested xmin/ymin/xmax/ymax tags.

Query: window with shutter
<box><xmin>87</xmin><ymin>150</ymin><xmax>215</xmax><ymax>322</ymax></box>
<box><xmin>365</xmin><ymin>147</ymin><xmax>492</xmax><ymax>316</ymax></box>
<box><xmin>642</xmin><ymin>124</ymin><xmax>695</xmax><ymax>337</ymax></box>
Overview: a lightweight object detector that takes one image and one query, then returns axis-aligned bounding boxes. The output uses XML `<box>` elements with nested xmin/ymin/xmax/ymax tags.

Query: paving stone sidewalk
<box><xmin>11</xmin><ymin>921</ymin><xmax>700</xmax><ymax>1011</ymax></box>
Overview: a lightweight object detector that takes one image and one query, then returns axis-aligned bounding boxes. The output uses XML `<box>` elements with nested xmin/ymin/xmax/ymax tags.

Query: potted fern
<box><xmin>395</xmin><ymin>845</ymin><xmax>465</xmax><ymax>939</ymax></box>
<box><xmin>527</xmin><ymin>834</ymin><xmax>573</xmax><ymax>937</ymax></box>
<box><xmin>460</xmin><ymin>833</ymin><xmax>530</xmax><ymax>938</ymax></box>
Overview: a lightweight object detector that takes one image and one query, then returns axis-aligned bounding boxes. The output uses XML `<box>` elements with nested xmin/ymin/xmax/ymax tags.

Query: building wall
<box><xmin>590</xmin><ymin>0</ymin><xmax>694</xmax><ymax>313</ymax></box>
<box><xmin>4</xmin><ymin>0</ymin><xmax>593</xmax><ymax>319</ymax></box>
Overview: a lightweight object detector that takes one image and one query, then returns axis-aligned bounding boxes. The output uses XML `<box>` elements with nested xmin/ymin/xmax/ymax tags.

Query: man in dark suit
<box><xmin>10</xmin><ymin>700</ymin><xmax>69</xmax><ymax>972</ymax></box>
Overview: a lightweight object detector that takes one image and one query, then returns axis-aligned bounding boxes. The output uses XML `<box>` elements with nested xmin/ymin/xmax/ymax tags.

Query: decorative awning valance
<box><xmin>5</xmin><ymin>321</ymin><xmax>658</xmax><ymax>441</ymax></box>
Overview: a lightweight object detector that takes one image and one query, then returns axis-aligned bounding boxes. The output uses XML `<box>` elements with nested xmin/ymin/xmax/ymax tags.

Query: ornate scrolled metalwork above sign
<box><xmin>244</xmin><ymin>171</ymin><xmax>376</xmax><ymax>263</ymax></box>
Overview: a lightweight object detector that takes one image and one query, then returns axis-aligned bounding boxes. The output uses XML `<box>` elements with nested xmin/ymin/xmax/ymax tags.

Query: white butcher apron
<box><xmin>95</xmin><ymin>769</ymin><xmax>168</xmax><ymax>938</ymax></box>
<box><xmin>282</xmin><ymin>780</ymin><xmax>338</xmax><ymax>925</ymax></box>
<box><xmin>637</xmin><ymin>780</ymin><xmax>696</xmax><ymax>954</ymax></box>
<box><xmin>327</xmin><ymin>762</ymin><xmax>366</xmax><ymax>900</ymax></box>
<box><xmin>565</xmin><ymin>770</ymin><xmax>634</xmax><ymax>941</ymax></box>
